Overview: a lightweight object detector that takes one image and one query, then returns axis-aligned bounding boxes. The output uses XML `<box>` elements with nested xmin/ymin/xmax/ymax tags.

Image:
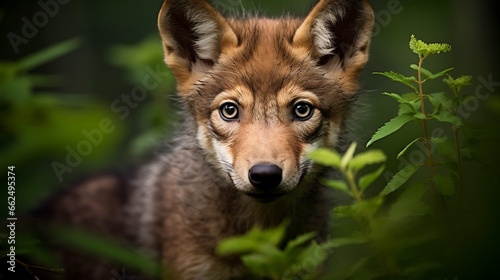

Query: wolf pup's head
<box><xmin>158</xmin><ymin>0</ymin><xmax>374</xmax><ymax>203</ymax></box>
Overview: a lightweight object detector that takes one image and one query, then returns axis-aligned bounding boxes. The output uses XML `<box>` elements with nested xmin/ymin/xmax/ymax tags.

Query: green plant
<box><xmin>368</xmin><ymin>35</ymin><xmax>472</xmax><ymax>206</ymax></box>
<box><xmin>217</xmin><ymin>220</ymin><xmax>325</xmax><ymax>280</ymax></box>
<box><xmin>215</xmin><ymin>35</ymin><xmax>491</xmax><ymax>279</ymax></box>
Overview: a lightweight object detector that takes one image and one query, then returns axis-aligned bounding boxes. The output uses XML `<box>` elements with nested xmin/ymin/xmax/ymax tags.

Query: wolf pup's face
<box><xmin>158</xmin><ymin>0</ymin><xmax>374</xmax><ymax>203</ymax></box>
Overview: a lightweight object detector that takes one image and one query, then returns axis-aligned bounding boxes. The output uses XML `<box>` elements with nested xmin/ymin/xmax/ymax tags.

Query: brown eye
<box><xmin>219</xmin><ymin>102</ymin><xmax>239</xmax><ymax>121</ymax></box>
<box><xmin>293</xmin><ymin>102</ymin><xmax>314</xmax><ymax>121</ymax></box>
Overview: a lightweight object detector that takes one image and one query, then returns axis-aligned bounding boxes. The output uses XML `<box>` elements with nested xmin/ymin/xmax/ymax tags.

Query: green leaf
<box><xmin>427</xmin><ymin>92</ymin><xmax>453</xmax><ymax>113</ymax></box>
<box><xmin>429</xmin><ymin>67</ymin><xmax>454</xmax><ymax>80</ymax></box>
<box><xmin>285</xmin><ymin>232</ymin><xmax>317</xmax><ymax>252</ymax></box>
<box><xmin>433</xmin><ymin>174</ymin><xmax>455</xmax><ymax>196</ymax></box>
<box><xmin>367</xmin><ymin>114</ymin><xmax>415</xmax><ymax>147</ymax></box>
<box><xmin>341</xmin><ymin>142</ymin><xmax>357</xmax><ymax>170</ymax></box>
<box><xmin>413</xmin><ymin>112</ymin><xmax>427</xmax><ymax>120</ymax></box>
<box><xmin>409</xmin><ymin>35</ymin><xmax>451</xmax><ymax>58</ymax></box>
<box><xmin>323</xmin><ymin>179</ymin><xmax>349</xmax><ymax>193</ymax></box>
<box><xmin>397</xmin><ymin>93</ymin><xmax>421</xmax><ymax>115</ymax></box>
<box><xmin>374</xmin><ymin>71</ymin><xmax>417</xmax><ymax>91</ymax></box>
<box><xmin>381</xmin><ymin>164</ymin><xmax>420</xmax><ymax>195</ymax></box>
<box><xmin>349</xmin><ymin>150</ymin><xmax>386</xmax><ymax>171</ymax></box>
<box><xmin>388</xmin><ymin>182</ymin><xmax>431</xmax><ymax>221</ymax></box>
<box><xmin>411</xmin><ymin>65</ymin><xmax>454</xmax><ymax>81</ymax></box>
<box><xmin>398</xmin><ymin>138</ymin><xmax>423</xmax><ymax>159</ymax></box>
<box><xmin>242</xmin><ymin>253</ymin><xmax>283</xmax><ymax>278</ymax></box>
<box><xmin>216</xmin><ymin>236</ymin><xmax>261</xmax><ymax>255</ymax></box>
<box><xmin>217</xmin><ymin>221</ymin><xmax>288</xmax><ymax>256</ymax></box>
<box><xmin>382</xmin><ymin>92</ymin><xmax>416</xmax><ymax>104</ymax></box>
<box><xmin>358</xmin><ymin>165</ymin><xmax>386</xmax><ymax>191</ymax></box>
<box><xmin>410</xmin><ymin>64</ymin><xmax>433</xmax><ymax>78</ymax></box>
<box><xmin>308</xmin><ymin>148</ymin><xmax>341</xmax><ymax>168</ymax></box>
<box><xmin>433</xmin><ymin>110</ymin><xmax>462</xmax><ymax>127</ymax></box>
<box><xmin>443</xmin><ymin>74</ymin><xmax>473</xmax><ymax>95</ymax></box>
<box><xmin>17</xmin><ymin>37</ymin><xmax>82</xmax><ymax>72</ymax></box>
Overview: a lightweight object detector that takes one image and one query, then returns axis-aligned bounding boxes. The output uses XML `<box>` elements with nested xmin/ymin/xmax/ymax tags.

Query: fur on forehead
<box><xmin>187</xmin><ymin>18</ymin><xmax>354</xmax><ymax>121</ymax></box>
<box><xmin>158</xmin><ymin>0</ymin><xmax>373</xmax><ymax>115</ymax></box>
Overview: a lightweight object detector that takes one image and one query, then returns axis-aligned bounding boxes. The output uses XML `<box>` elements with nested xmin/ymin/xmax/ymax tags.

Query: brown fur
<box><xmin>40</xmin><ymin>1</ymin><xmax>374</xmax><ymax>279</ymax></box>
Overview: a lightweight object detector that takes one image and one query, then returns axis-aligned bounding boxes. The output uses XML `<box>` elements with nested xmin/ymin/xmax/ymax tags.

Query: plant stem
<box><xmin>417</xmin><ymin>56</ymin><xmax>449</xmax><ymax>217</ymax></box>
<box><xmin>416</xmin><ymin>56</ymin><xmax>436</xmax><ymax>173</ymax></box>
<box><xmin>453</xmin><ymin>123</ymin><xmax>463</xmax><ymax>213</ymax></box>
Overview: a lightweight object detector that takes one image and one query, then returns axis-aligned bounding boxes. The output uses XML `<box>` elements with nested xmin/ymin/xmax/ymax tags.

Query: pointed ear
<box><xmin>158</xmin><ymin>0</ymin><xmax>238</xmax><ymax>95</ymax></box>
<box><xmin>292</xmin><ymin>0</ymin><xmax>374</xmax><ymax>92</ymax></box>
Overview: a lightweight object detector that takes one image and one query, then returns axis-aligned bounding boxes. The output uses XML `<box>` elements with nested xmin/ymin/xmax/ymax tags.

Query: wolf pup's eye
<box><xmin>293</xmin><ymin>102</ymin><xmax>314</xmax><ymax>121</ymax></box>
<box><xmin>219</xmin><ymin>102</ymin><xmax>239</xmax><ymax>121</ymax></box>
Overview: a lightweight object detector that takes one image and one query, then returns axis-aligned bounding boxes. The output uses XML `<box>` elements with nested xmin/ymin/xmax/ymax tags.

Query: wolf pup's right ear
<box><xmin>158</xmin><ymin>0</ymin><xmax>238</xmax><ymax>96</ymax></box>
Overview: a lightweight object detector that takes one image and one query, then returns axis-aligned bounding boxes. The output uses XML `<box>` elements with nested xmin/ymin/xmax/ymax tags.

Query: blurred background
<box><xmin>1</xmin><ymin>0</ymin><xmax>499</xmax><ymax>278</ymax></box>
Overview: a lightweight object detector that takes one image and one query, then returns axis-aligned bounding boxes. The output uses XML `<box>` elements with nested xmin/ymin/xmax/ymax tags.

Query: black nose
<box><xmin>248</xmin><ymin>164</ymin><xmax>283</xmax><ymax>190</ymax></box>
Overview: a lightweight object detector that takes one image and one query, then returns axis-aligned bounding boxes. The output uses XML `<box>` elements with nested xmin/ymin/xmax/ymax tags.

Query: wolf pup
<box><xmin>41</xmin><ymin>0</ymin><xmax>374</xmax><ymax>279</ymax></box>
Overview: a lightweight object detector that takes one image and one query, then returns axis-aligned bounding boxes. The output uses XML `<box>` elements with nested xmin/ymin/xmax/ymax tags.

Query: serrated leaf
<box><xmin>427</xmin><ymin>92</ymin><xmax>453</xmax><ymax>113</ymax></box>
<box><xmin>433</xmin><ymin>174</ymin><xmax>455</xmax><ymax>196</ymax></box>
<box><xmin>444</xmin><ymin>74</ymin><xmax>473</xmax><ymax>94</ymax></box>
<box><xmin>410</xmin><ymin>64</ymin><xmax>433</xmax><ymax>79</ymax></box>
<box><xmin>367</xmin><ymin>114</ymin><xmax>415</xmax><ymax>147</ymax></box>
<box><xmin>308</xmin><ymin>148</ymin><xmax>341</xmax><ymax>168</ymax></box>
<box><xmin>349</xmin><ymin>150</ymin><xmax>386</xmax><ymax>171</ymax></box>
<box><xmin>412</xmin><ymin>65</ymin><xmax>454</xmax><ymax>81</ymax></box>
<box><xmin>374</xmin><ymin>71</ymin><xmax>417</xmax><ymax>91</ymax></box>
<box><xmin>341</xmin><ymin>142</ymin><xmax>357</xmax><ymax>170</ymax></box>
<box><xmin>359</xmin><ymin>165</ymin><xmax>385</xmax><ymax>190</ymax></box>
<box><xmin>381</xmin><ymin>164</ymin><xmax>420</xmax><ymax>195</ymax></box>
<box><xmin>409</xmin><ymin>35</ymin><xmax>451</xmax><ymax>58</ymax></box>
<box><xmin>433</xmin><ymin>110</ymin><xmax>462</xmax><ymax>127</ymax></box>
<box><xmin>429</xmin><ymin>67</ymin><xmax>454</xmax><ymax>80</ymax></box>
<box><xmin>397</xmin><ymin>93</ymin><xmax>421</xmax><ymax>115</ymax></box>
<box><xmin>323</xmin><ymin>179</ymin><xmax>349</xmax><ymax>193</ymax></box>
<box><xmin>397</xmin><ymin>138</ymin><xmax>423</xmax><ymax>159</ymax></box>
<box><xmin>382</xmin><ymin>92</ymin><xmax>415</xmax><ymax>104</ymax></box>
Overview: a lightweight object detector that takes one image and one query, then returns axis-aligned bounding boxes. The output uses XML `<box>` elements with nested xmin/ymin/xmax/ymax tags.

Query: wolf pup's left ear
<box><xmin>158</xmin><ymin>0</ymin><xmax>238</xmax><ymax>95</ymax></box>
<box><xmin>292</xmin><ymin>0</ymin><xmax>374</xmax><ymax>93</ymax></box>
